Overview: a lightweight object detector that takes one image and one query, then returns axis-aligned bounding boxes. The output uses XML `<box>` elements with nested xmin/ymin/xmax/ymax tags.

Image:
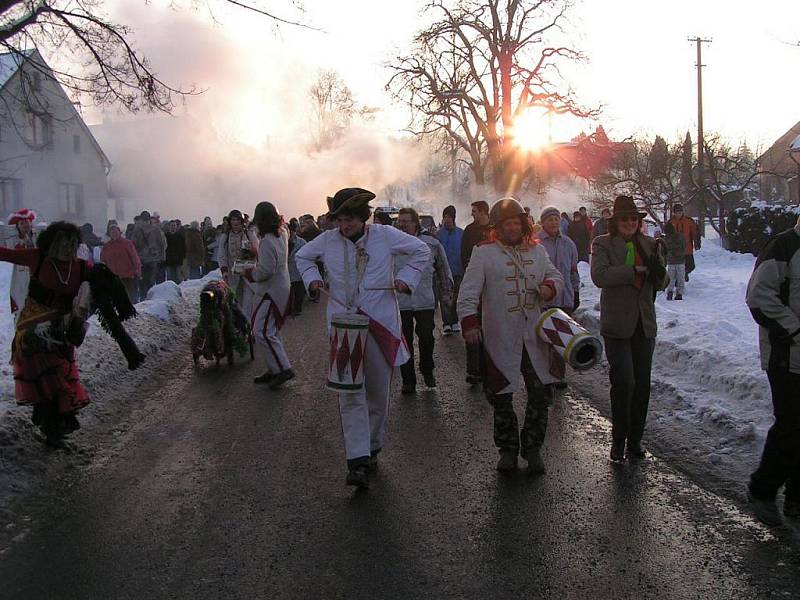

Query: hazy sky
<box><xmin>101</xmin><ymin>0</ymin><xmax>800</xmax><ymax>151</ymax></box>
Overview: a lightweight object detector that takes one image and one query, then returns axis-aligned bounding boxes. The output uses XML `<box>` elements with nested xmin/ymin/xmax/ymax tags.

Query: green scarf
<box><xmin>625</xmin><ymin>241</ymin><xmax>636</xmax><ymax>266</ymax></box>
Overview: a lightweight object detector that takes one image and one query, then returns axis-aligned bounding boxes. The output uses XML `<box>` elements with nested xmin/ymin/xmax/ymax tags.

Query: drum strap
<box><xmin>342</xmin><ymin>230</ymin><xmax>370</xmax><ymax>310</ymax></box>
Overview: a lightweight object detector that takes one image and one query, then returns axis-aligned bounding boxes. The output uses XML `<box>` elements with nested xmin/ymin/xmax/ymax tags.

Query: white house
<box><xmin>0</xmin><ymin>49</ymin><xmax>112</xmax><ymax>228</ymax></box>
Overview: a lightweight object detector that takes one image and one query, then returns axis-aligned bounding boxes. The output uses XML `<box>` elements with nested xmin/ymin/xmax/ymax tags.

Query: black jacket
<box><xmin>461</xmin><ymin>222</ymin><xmax>489</xmax><ymax>270</ymax></box>
<box><xmin>164</xmin><ymin>231</ymin><xmax>186</xmax><ymax>266</ymax></box>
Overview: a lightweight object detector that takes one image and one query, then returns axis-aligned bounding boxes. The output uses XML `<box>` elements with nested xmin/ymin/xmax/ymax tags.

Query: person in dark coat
<box><xmin>185</xmin><ymin>222</ymin><xmax>205</xmax><ymax>280</ymax></box>
<box><xmin>591</xmin><ymin>195</ymin><xmax>668</xmax><ymax>462</ymax></box>
<box><xmin>567</xmin><ymin>211</ymin><xmax>591</xmax><ymax>263</ymax></box>
<box><xmin>460</xmin><ymin>200</ymin><xmax>490</xmax><ymax>385</ymax></box>
<box><xmin>164</xmin><ymin>220</ymin><xmax>186</xmax><ymax>284</ymax></box>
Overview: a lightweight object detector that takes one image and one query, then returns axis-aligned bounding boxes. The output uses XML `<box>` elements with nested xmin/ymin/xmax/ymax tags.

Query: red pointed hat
<box><xmin>7</xmin><ymin>208</ymin><xmax>36</xmax><ymax>225</ymax></box>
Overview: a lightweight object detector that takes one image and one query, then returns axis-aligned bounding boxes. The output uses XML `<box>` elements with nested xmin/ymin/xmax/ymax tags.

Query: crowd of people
<box><xmin>3</xmin><ymin>191</ymin><xmax>797</xmax><ymax>529</ymax></box>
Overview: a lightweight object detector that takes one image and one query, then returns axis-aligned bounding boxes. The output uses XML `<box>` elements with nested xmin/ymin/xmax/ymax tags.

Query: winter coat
<box><xmin>567</xmin><ymin>219</ymin><xmax>591</xmax><ymax>261</ymax></box>
<box><xmin>461</xmin><ymin>221</ymin><xmax>490</xmax><ymax>271</ymax></box>
<box><xmin>164</xmin><ymin>232</ymin><xmax>186</xmax><ymax>267</ymax></box>
<box><xmin>185</xmin><ymin>229</ymin><xmax>205</xmax><ymax>268</ymax></box>
<box><xmin>100</xmin><ymin>238</ymin><xmax>142</xmax><ymax>280</ymax></box>
<box><xmin>537</xmin><ymin>230</ymin><xmax>580</xmax><ymax>310</ymax></box>
<box><xmin>670</xmin><ymin>216</ymin><xmax>699</xmax><ymax>255</ymax></box>
<box><xmin>746</xmin><ymin>224</ymin><xmax>800</xmax><ymax>374</ymax></box>
<box><xmin>593</xmin><ymin>218</ymin><xmax>609</xmax><ymax>238</ymax></box>
<box><xmin>436</xmin><ymin>225</ymin><xmax>464</xmax><ymax>277</ymax></box>
<box><xmin>295</xmin><ymin>224</ymin><xmax>430</xmax><ymax>367</ymax></box>
<box><xmin>591</xmin><ymin>233</ymin><xmax>668</xmax><ymax>339</ymax></box>
<box><xmin>457</xmin><ymin>239</ymin><xmax>564</xmax><ymax>393</ymax></box>
<box><xmin>132</xmin><ymin>222</ymin><xmax>166</xmax><ymax>264</ymax></box>
<box><xmin>288</xmin><ymin>235</ymin><xmax>306</xmax><ymax>283</ymax></box>
<box><xmin>245</xmin><ymin>229</ymin><xmax>292</xmax><ymax>322</ymax></box>
<box><xmin>396</xmin><ymin>231</ymin><xmax>453</xmax><ymax>312</ymax></box>
<box><xmin>664</xmin><ymin>231</ymin><xmax>686</xmax><ymax>265</ymax></box>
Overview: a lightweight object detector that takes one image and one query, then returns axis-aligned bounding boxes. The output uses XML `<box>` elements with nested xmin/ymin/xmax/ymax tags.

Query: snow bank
<box><xmin>0</xmin><ymin>271</ymin><xmax>215</xmax><ymax>521</ymax></box>
<box><xmin>574</xmin><ymin>233</ymin><xmax>770</xmax><ymax>492</ymax></box>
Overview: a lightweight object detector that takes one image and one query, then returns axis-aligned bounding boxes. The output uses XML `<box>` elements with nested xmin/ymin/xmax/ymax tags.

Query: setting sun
<box><xmin>511</xmin><ymin>108</ymin><xmax>552</xmax><ymax>152</ymax></box>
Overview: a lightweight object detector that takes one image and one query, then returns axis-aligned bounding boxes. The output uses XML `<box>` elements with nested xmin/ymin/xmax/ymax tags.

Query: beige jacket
<box><xmin>591</xmin><ymin>233</ymin><xmax>668</xmax><ymax>339</ymax></box>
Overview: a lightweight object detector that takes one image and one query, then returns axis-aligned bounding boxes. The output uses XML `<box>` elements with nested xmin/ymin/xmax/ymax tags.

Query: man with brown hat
<box><xmin>458</xmin><ymin>197</ymin><xmax>563</xmax><ymax>474</ymax></box>
<box><xmin>295</xmin><ymin>187</ymin><xmax>430</xmax><ymax>489</ymax></box>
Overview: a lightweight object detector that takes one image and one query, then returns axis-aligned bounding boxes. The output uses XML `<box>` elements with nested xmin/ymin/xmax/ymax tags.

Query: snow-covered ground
<box><xmin>0</xmin><ymin>270</ymin><xmax>215</xmax><ymax>521</ymax></box>
<box><xmin>574</xmin><ymin>232</ymin><xmax>770</xmax><ymax>496</ymax></box>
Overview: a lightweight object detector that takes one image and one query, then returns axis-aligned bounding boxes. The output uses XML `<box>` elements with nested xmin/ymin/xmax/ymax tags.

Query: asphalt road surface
<box><xmin>1</xmin><ymin>300</ymin><xmax>799</xmax><ymax>599</ymax></box>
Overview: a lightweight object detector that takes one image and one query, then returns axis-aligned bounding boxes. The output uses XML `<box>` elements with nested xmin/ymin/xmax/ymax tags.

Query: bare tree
<box><xmin>0</xmin><ymin>1</ymin><xmax>313</xmax><ymax>113</ymax></box>
<box><xmin>307</xmin><ymin>69</ymin><xmax>375</xmax><ymax>152</ymax></box>
<box><xmin>387</xmin><ymin>0</ymin><xmax>597</xmax><ymax>195</ymax></box>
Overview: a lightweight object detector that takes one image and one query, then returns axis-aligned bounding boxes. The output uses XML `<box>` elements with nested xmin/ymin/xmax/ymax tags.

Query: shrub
<box><xmin>726</xmin><ymin>204</ymin><xmax>800</xmax><ymax>255</ymax></box>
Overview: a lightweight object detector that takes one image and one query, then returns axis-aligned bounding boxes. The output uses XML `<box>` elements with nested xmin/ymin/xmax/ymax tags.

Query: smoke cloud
<box><xmin>87</xmin><ymin>2</ymin><xmax>427</xmax><ymax>224</ymax></box>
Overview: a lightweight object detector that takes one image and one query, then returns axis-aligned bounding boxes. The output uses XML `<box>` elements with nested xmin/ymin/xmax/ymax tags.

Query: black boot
<box><xmin>269</xmin><ymin>369</ymin><xmax>295</xmax><ymax>390</ymax></box>
<box><xmin>254</xmin><ymin>371</ymin><xmax>274</xmax><ymax>384</ymax></box>
<box><xmin>610</xmin><ymin>438</ymin><xmax>625</xmax><ymax>461</ymax></box>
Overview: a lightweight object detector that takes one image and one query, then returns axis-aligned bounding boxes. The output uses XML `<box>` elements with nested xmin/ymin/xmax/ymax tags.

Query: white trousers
<box><xmin>253</xmin><ymin>296</ymin><xmax>291</xmax><ymax>373</ymax></box>
<box><xmin>338</xmin><ymin>332</ymin><xmax>393</xmax><ymax>460</ymax></box>
<box><xmin>667</xmin><ymin>264</ymin><xmax>686</xmax><ymax>294</ymax></box>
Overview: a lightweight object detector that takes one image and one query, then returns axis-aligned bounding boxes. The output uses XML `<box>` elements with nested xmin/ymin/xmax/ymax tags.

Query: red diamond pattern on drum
<box><xmin>330</xmin><ymin>330</ymin><xmax>339</xmax><ymax>371</ymax></box>
<box><xmin>553</xmin><ymin>317</ymin><xmax>575</xmax><ymax>335</ymax></box>
<box><xmin>542</xmin><ymin>327</ymin><xmax>566</xmax><ymax>348</ymax></box>
<box><xmin>350</xmin><ymin>334</ymin><xmax>363</xmax><ymax>380</ymax></box>
<box><xmin>336</xmin><ymin>332</ymin><xmax>351</xmax><ymax>381</ymax></box>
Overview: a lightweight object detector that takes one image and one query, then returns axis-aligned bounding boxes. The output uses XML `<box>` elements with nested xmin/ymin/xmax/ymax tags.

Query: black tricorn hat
<box><xmin>326</xmin><ymin>188</ymin><xmax>376</xmax><ymax>217</ymax></box>
<box><xmin>610</xmin><ymin>195</ymin><xmax>647</xmax><ymax>220</ymax></box>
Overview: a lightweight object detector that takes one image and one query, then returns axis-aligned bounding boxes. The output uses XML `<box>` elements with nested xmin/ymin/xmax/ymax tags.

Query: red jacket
<box><xmin>670</xmin><ymin>216</ymin><xmax>699</xmax><ymax>255</ymax></box>
<box><xmin>101</xmin><ymin>238</ymin><xmax>141</xmax><ymax>279</ymax></box>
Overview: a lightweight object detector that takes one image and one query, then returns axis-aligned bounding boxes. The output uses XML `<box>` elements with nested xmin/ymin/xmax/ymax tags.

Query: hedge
<box><xmin>726</xmin><ymin>204</ymin><xmax>800</xmax><ymax>256</ymax></box>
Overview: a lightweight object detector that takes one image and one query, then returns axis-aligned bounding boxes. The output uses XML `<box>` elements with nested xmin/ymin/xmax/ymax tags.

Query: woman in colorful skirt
<box><xmin>0</xmin><ymin>222</ymin><xmax>93</xmax><ymax>446</ymax></box>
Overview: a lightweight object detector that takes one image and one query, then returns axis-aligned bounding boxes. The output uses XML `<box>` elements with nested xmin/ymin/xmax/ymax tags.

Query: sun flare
<box><xmin>512</xmin><ymin>109</ymin><xmax>552</xmax><ymax>152</ymax></box>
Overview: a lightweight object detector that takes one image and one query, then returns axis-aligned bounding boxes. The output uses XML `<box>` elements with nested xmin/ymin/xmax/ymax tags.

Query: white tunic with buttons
<box><xmin>457</xmin><ymin>240</ymin><xmax>564</xmax><ymax>393</ymax></box>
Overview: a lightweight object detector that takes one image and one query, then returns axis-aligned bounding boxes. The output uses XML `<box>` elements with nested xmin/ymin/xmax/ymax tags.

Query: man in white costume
<box><xmin>295</xmin><ymin>187</ymin><xmax>430</xmax><ymax>489</ymax></box>
<box><xmin>458</xmin><ymin>198</ymin><xmax>564</xmax><ymax>475</ymax></box>
<box><xmin>5</xmin><ymin>208</ymin><xmax>37</xmax><ymax>319</ymax></box>
<box><xmin>243</xmin><ymin>201</ymin><xmax>294</xmax><ymax>390</ymax></box>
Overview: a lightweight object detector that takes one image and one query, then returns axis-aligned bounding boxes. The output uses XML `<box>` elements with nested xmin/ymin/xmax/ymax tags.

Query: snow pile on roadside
<box><xmin>0</xmin><ymin>273</ymin><xmax>214</xmax><ymax>519</ymax></box>
<box><xmin>574</xmin><ymin>235</ymin><xmax>771</xmax><ymax>476</ymax></box>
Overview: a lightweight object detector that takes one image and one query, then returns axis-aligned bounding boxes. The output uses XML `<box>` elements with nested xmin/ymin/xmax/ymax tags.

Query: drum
<box><xmin>327</xmin><ymin>313</ymin><xmax>370</xmax><ymax>393</ymax></box>
<box><xmin>534</xmin><ymin>308</ymin><xmax>603</xmax><ymax>371</ymax></box>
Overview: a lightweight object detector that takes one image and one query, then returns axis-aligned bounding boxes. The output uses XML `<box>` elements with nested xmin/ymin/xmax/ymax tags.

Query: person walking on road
<box><xmin>5</xmin><ymin>208</ymin><xmax>37</xmax><ymax>319</ymax></box>
<box><xmin>296</xmin><ymin>187</ymin><xmax>430</xmax><ymax>489</ymax></box>
<box><xmin>218</xmin><ymin>209</ymin><xmax>259</xmax><ymax>302</ymax></box>
<box><xmin>131</xmin><ymin>210</ymin><xmax>166</xmax><ymax>299</ymax></box>
<box><xmin>244</xmin><ymin>202</ymin><xmax>294</xmax><ymax>390</ymax></box>
<box><xmin>567</xmin><ymin>211</ymin><xmax>591</xmax><ymax>264</ymax></box>
<box><xmin>663</xmin><ymin>222</ymin><xmax>686</xmax><ymax>300</ymax></box>
<box><xmin>745</xmin><ymin>215</ymin><xmax>800</xmax><ymax>526</ymax></box>
<box><xmin>164</xmin><ymin>220</ymin><xmax>186</xmax><ymax>284</ymax></box>
<box><xmin>396</xmin><ymin>207</ymin><xmax>453</xmax><ymax>394</ymax></box>
<box><xmin>436</xmin><ymin>205</ymin><xmax>463</xmax><ymax>335</ymax></box>
<box><xmin>287</xmin><ymin>220</ymin><xmax>307</xmax><ymax>316</ymax></box>
<box><xmin>458</xmin><ymin>197</ymin><xmax>563</xmax><ymax>475</ymax></box>
<box><xmin>100</xmin><ymin>224</ymin><xmax>141</xmax><ymax>302</ymax></box>
<box><xmin>669</xmin><ymin>203</ymin><xmax>700</xmax><ymax>282</ymax></box>
<box><xmin>460</xmin><ymin>200</ymin><xmax>491</xmax><ymax>385</ymax></box>
<box><xmin>591</xmin><ymin>195</ymin><xmax>668</xmax><ymax>462</ymax></box>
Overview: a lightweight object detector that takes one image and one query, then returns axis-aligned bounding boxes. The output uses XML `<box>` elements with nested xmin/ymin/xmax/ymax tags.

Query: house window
<box><xmin>0</xmin><ymin>179</ymin><xmax>21</xmax><ymax>213</ymax></box>
<box><xmin>27</xmin><ymin>112</ymin><xmax>52</xmax><ymax>147</ymax></box>
<box><xmin>73</xmin><ymin>134</ymin><xmax>80</xmax><ymax>154</ymax></box>
<box><xmin>58</xmin><ymin>183</ymin><xmax>83</xmax><ymax>217</ymax></box>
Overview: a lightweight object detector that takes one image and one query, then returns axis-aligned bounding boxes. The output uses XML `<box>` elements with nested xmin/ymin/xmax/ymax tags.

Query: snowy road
<box><xmin>0</xmin><ymin>300</ymin><xmax>799</xmax><ymax>599</ymax></box>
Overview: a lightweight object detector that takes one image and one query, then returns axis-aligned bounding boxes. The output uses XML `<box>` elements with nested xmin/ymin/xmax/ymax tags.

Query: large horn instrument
<box><xmin>535</xmin><ymin>308</ymin><xmax>602</xmax><ymax>371</ymax></box>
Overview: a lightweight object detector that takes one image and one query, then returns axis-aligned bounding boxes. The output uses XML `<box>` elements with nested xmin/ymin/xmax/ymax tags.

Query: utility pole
<box><xmin>689</xmin><ymin>36</ymin><xmax>712</xmax><ymax>237</ymax></box>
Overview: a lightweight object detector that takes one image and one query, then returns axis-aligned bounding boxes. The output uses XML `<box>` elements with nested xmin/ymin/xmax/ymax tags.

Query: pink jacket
<box><xmin>101</xmin><ymin>238</ymin><xmax>141</xmax><ymax>279</ymax></box>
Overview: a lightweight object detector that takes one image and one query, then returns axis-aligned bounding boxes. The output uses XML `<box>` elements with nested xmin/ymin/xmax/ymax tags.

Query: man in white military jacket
<box><xmin>458</xmin><ymin>198</ymin><xmax>564</xmax><ymax>474</ymax></box>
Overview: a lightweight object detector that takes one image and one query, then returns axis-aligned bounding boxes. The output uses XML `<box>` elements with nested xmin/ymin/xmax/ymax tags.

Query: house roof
<box><xmin>0</xmin><ymin>49</ymin><xmax>34</xmax><ymax>89</ymax></box>
<box><xmin>757</xmin><ymin>121</ymin><xmax>800</xmax><ymax>174</ymax></box>
<box><xmin>0</xmin><ymin>48</ymin><xmax>111</xmax><ymax>170</ymax></box>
